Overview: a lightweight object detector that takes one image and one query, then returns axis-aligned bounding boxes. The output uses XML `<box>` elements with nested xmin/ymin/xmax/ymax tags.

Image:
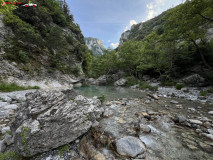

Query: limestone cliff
<box><xmin>85</xmin><ymin>37</ymin><xmax>105</xmax><ymax>56</ymax></box>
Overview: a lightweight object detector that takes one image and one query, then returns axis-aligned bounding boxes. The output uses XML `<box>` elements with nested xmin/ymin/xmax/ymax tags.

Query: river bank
<box><xmin>0</xmin><ymin>85</ymin><xmax>212</xmax><ymax>160</ymax></box>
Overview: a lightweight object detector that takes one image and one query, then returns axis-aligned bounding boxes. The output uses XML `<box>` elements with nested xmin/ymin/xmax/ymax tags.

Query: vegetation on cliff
<box><xmin>1</xmin><ymin>0</ymin><xmax>92</xmax><ymax>76</ymax></box>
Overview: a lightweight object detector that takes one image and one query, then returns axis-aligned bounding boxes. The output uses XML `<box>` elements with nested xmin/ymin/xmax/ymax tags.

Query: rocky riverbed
<box><xmin>0</xmin><ymin>86</ymin><xmax>212</xmax><ymax>160</ymax></box>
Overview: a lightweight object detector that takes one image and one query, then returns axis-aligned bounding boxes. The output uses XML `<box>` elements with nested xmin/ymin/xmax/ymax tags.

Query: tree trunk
<box><xmin>191</xmin><ymin>39</ymin><xmax>212</xmax><ymax>69</ymax></box>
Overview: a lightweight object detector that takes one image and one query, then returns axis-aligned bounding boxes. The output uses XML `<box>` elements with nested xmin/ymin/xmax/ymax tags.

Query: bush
<box><xmin>126</xmin><ymin>76</ymin><xmax>138</xmax><ymax>86</ymax></box>
<box><xmin>207</xmin><ymin>86</ymin><xmax>213</xmax><ymax>93</ymax></box>
<box><xmin>161</xmin><ymin>80</ymin><xmax>177</xmax><ymax>86</ymax></box>
<box><xmin>139</xmin><ymin>81</ymin><xmax>158</xmax><ymax>91</ymax></box>
<box><xmin>0</xmin><ymin>82</ymin><xmax>40</xmax><ymax>92</ymax></box>
<box><xmin>200</xmin><ymin>90</ymin><xmax>207</xmax><ymax>96</ymax></box>
<box><xmin>18</xmin><ymin>50</ymin><xmax>29</xmax><ymax>63</ymax></box>
<box><xmin>175</xmin><ymin>83</ymin><xmax>184</xmax><ymax>90</ymax></box>
<box><xmin>98</xmin><ymin>94</ymin><xmax>106</xmax><ymax>104</ymax></box>
<box><xmin>0</xmin><ymin>151</ymin><xmax>22</xmax><ymax>160</ymax></box>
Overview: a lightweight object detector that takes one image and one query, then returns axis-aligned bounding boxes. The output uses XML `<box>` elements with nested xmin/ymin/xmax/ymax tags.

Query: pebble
<box><xmin>188</xmin><ymin>119</ymin><xmax>202</xmax><ymax>125</ymax></box>
<box><xmin>139</xmin><ymin>124</ymin><xmax>151</xmax><ymax>133</ymax></box>
<box><xmin>170</xmin><ymin>100</ymin><xmax>179</xmax><ymax>104</ymax></box>
<box><xmin>103</xmin><ymin>109</ymin><xmax>114</xmax><ymax>118</ymax></box>
<box><xmin>1</xmin><ymin>126</ymin><xmax>10</xmax><ymax>134</ymax></box>
<box><xmin>208</xmin><ymin>111</ymin><xmax>213</xmax><ymax>115</ymax></box>
<box><xmin>94</xmin><ymin>152</ymin><xmax>105</xmax><ymax>160</ymax></box>
<box><xmin>115</xmin><ymin>136</ymin><xmax>146</xmax><ymax>157</ymax></box>
<box><xmin>202</xmin><ymin>133</ymin><xmax>213</xmax><ymax>140</ymax></box>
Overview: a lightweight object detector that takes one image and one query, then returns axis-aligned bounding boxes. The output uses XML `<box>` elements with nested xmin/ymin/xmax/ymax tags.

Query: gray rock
<box><xmin>180</xmin><ymin>74</ymin><xmax>205</xmax><ymax>87</ymax></box>
<box><xmin>148</xmin><ymin>94</ymin><xmax>159</xmax><ymax>100</ymax></box>
<box><xmin>103</xmin><ymin>109</ymin><xmax>114</xmax><ymax>118</ymax></box>
<box><xmin>0</xmin><ymin>140</ymin><xmax>6</xmax><ymax>153</ymax></box>
<box><xmin>202</xmin><ymin>133</ymin><xmax>213</xmax><ymax>140</ymax></box>
<box><xmin>208</xmin><ymin>111</ymin><xmax>213</xmax><ymax>115</ymax></box>
<box><xmin>174</xmin><ymin>116</ymin><xmax>186</xmax><ymax>123</ymax></box>
<box><xmin>139</xmin><ymin>124</ymin><xmax>151</xmax><ymax>133</ymax></box>
<box><xmin>114</xmin><ymin>78</ymin><xmax>127</xmax><ymax>86</ymax></box>
<box><xmin>170</xmin><ymin>100</ymin><xmax>179</xmax><ymax>104</ymax></box>
<box><xmin>188</xmin><ymin>119</ymin><xmax>202</xmax><ymax>125</ymax></box>
<box><xmin>130</xmin><ymin>84</ymin><xmax>139</xmax><ymax>89</ymax></box>
<box><xmin>1</xmin><ymin>126</ymin><xmax>10</xmax><ymax>134</ymax></box>
<box><xmin>115</xmin><ymin>136</ymin><xmax>146</xmax><ymax>157</ymax></box>
<box><xmin>95</xmin><ymin>75</ymin><xmax>107</xmax><ymax>85</ymax></box>
<box><xmin>207</xmin><ymin>129</ymin><xmax>213</xmax><ymax>135</ymax></box>
<box><xmin>142</xmin><ymin>75</ymin><xmax>150</xmax><ymax>81</ymax></box>
<box><xmin>3</xmin><ymin>134</ymin><xmax>13</xmax><ymax>145</ymax></box>
<box><xmin>10</xmin><ymin>90</ymin><xmax>102</xmax><ymax>157</ymax></box>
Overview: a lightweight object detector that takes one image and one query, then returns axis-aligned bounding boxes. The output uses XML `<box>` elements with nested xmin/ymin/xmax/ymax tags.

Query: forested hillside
<box><xmin>0</xmin><ymin>0</ymin><xmax>92</xmax><ymax>77</ymax></box>
<box><xmin>90</xmin><ymin>0</ymin><xmax>213</xmax><ymax>85</ymax></box>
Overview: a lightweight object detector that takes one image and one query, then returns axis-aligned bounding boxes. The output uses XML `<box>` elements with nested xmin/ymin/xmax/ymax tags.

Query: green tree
<box><xmin>165</xmin><ymin>1</ymin><xmax>212</xmax><ymax>68</ymax></box>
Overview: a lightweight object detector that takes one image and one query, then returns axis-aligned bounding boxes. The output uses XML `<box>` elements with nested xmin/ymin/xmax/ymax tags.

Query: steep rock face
<box><xmin>0</xmin><ymin>15</ymin><xmax>12</xmax><ymax>55</ymax></box>
<box><xmin>0</xmin><ymin>1</ymin><xmax>89</xmax><ymax>84</ymax></box>
<box><xmin>85</xmin><ymin>37</ymin><xmax>105</xmax><ymax>56</ymax></box>
<box><xmin>9</xmin><ymin>90</ymin><xmax>103</xmax><ymax>157</ymax></box>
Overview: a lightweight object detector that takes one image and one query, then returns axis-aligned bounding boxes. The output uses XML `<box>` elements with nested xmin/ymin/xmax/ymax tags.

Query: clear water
<box><xmin>74</xmin><ymin>86</ymin><xmax>146</xmax><ymax>100</ymax></box>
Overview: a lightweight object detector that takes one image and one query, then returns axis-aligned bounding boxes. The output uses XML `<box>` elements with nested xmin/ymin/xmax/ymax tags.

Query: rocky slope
<box><xmin>85</xmin><ymin>37</ymin><xmax>105</xmax><ymax>56</ymax></box>
<box><xmin>0</xmin><ymin>0</ymin><xmax>91</xmax><ymax>89</ymax></box>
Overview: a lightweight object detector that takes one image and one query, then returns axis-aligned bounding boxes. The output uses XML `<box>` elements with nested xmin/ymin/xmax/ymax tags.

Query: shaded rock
<box><xmin>87</xmin><ymin>78</ymin><xmax>95</xmax><ymax>85</ymax></box>
<box><xmin>1</xmin><ymin>126</ymin><xmax>10</xmax><ymax>134</ymax></box>
<box><xmin>180</xmin><ymin>74</ymin><xmax>205</xmax><ymax>87</ymax></box>
<box><xmin>115</xmin><ymin>136</ymin><xmax>146</xmax><ymax>157</ymax></box>
<box><xmin>130</xmin><ymin>84</ymin><xmax>139</xmax><ymax>89</ymax></box>
<box><xmin>148</xmin><ymin>94</ymin><xmax>159</xmax><ymax>100</ymax></box>
<box><xmin>114</xmin><ymin>78</ymin><xmax>127</xmax><ymax>86</ymax></box>
<box><xmin>174</xmin><ymin>116</ymin><xmax>186</xmax><ymax>123</ymax></box>
<box><xmin>94</xmin><ymin>152</ymin><xmax>105</xmax><ymax>160</ymax></box>
<box><xmin>0</xmin><ymin>140</ymin><xmax>6</xmax><ymax>153</ymax></box>
<box><xmin>142</xmin><ymin>75</ymin><xmax>150</xmax><ymax>81</ymax></box>
<box><xmin>3</xmin><ymin>134</ymin><xmax>13</xmax><ymax>145</ymax></box>
<box><xmin>139</xmin><ymin>124</ymin><xmax>151</xmax><ymax>133</ymax></box>
<box><xmin>10</xmin><ymin>90</ymin><xmax>102</xmax><ymax>157</ymax></box>
<box><xmin>95</xmin><ymin>75</ymin><xmax>107</xmax><ymax>85</ymax></box>
<box><xmin>188</xmin><ymin>119</ymin><xmax>202</xmax><ymax>125</ymax></box>
<box><xmin>199</xmin><ymin>142</ymin><xmax>213</xmax><ymax>153</ymax></box>
<box><xmin>208</xmin><ymin>111</ymin><xmax>213</xmax><ymax>115</ymax></box>
<box><xmin>207</xmin><ymin>129</ymin><xmax>213</xmax><ymax>135</ymax></box>
<box><xmin>170</xmin><ymin>100</ymin><xmax>178</xmax><ymax>104</ymax></box>
<box><xmin>202</xmin><ymin>133</ymin><xmax>213</xmax><ymax>140</ymax></box>
<box><xmin>103</xmin><ymin>109</ymin><xmax>114</xmax><ymax>118</ymax></box>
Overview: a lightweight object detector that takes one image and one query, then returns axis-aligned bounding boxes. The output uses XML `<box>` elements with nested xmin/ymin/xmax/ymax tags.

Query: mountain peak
<box><xmin>85</xmin><ymin>37</ymin><xmax>105</xmax><ymax>56</ymax></box>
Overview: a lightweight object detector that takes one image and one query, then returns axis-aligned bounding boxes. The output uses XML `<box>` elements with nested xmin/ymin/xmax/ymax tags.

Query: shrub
<box><xmin>126</xmin><ymin>76</ymin><xmax>138</xmax><ymax>86</ymax></box>
<box><xmin>161</xmin><ymin>80</ymin><xmax>177</xmax><ymax>86</ymax></box>
<box><xmin>18</xmin><ymin>50</ymin><xmax>29</xmax><ymax>63</ymax></box>
<box><xmin>98</xmin><ymin>94</ymin><xmax>106</xmax><ymax>104</ymax></box>
<box><xmin>207</xmin><ymin>86</ymin><xmax>213</xmax><ymax>93</ymax></box>
<box><xmin>175</xmin><ymin>83</ymin><xmax>184</xmax><ymax>90</ymax></box>
<box><xmin>0</xmin><ymin>82</ymin><xmax>40</xmax><ymax>92</ymax></box>
<box><xmin>0</xmin><ymin>151</ymin><xmax>22</xmax><ymax>160</ymax></box>
<box><xmin>200</xmin><ymin>90</ymin><xmax>207</xmax><ymax>96</ymax></box>
<box><xmin>139</xmin><ymin>81</ymin><xmax>158</xmax><ymax>91</ymax></box>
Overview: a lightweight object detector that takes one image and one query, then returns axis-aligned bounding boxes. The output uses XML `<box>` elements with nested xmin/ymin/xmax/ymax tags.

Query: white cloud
<box><xmin>130</xmin><ymin>20</ymin><xmax>137</xmax><ymax>27</ymax></box>
<box><xmin>124</xmin><ymin>26</ymin><xmax>129</xmax><ymax>32</ymax></box>
<box><xmin>110</xmin><ymin>43</ymin><xmax>119</xmax><ymax>49</ymax></box>
<box><xmin>124</xmin><ymin>19</ymin><xmax>137</xmax><ymax>32</ymax></box>
<box><xmin>108</xmin><ymin>40</ymin><xmax>111</xmax><ymax>43</ymax></box>
<box><xmin>145</xmin><ymin>0</ymin><xmax>184</xmax><ymax>21</ymax></box>
<box><xmin>146</xmin><ymin>3</ymin><xmax>153</xmax><ymax>10</ymax></box>
<box><xmin>147</xmin><ymin>10</ymin><xmax>156</xmax><ymax>19</ymax></box>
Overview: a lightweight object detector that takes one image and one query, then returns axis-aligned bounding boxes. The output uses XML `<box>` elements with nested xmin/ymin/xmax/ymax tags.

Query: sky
<box><xmin>67</xmin><ymin>0</ymin><xmax>185</xmax><ymax>48</ymax></box>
